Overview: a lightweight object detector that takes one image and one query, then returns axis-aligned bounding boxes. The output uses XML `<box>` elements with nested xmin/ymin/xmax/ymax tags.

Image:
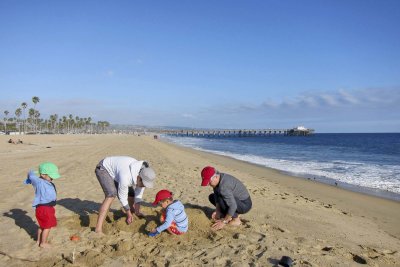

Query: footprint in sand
<box><xmin>359</xmin><ymin>245</ymin><xmax>398</xmax><ymax>259</ymax></box>
<box><xmin>247</xmin><ymin>232</ymin><xmax>266</xmax><ymax>242</ymax></box>
<box><xmin>272</xmin><ymin>226</ymin><xmax>288</xmax><ymax>233</ymax></box>
<box><xmin>351</xmin><ymin>253</ymin><xmax>368</xmax><ymax>264</ymax></box>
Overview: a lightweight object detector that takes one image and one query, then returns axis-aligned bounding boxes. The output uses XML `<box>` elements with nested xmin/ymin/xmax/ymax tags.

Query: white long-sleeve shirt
<box><xmin>102</xmin><ymin>156</ymin><xmax>145</xmax><ymax>210</ymax></box>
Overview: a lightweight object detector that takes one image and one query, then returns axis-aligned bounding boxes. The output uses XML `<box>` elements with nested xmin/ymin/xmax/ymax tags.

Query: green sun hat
<box><xmin>39</xmin><ymin>162</ymin><xmax>61</xmax><ymax>179</ymax></box>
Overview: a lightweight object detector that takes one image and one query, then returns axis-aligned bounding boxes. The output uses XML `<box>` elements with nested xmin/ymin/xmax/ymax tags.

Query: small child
<box><xmin>148</xmin><ymin>189</ymin><xmax>188</xmax><ymax>237</ymax></box>
<box><xmin>24</xmin><ymin>162</ymin><xmax>61</xmax><ymax>248</ymax></box>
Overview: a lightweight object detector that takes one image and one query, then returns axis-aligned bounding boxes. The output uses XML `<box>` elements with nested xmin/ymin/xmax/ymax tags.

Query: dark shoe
<box><xmin>278</xmin><ymin>256</ymin><xmax>293</xmax><ymax>267</ymax></box>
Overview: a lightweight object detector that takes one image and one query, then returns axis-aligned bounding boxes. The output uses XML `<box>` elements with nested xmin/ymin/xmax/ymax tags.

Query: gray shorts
<box><xmin>95</xmin><ymin>160</ymin><xmax>117</xmax><ymax>197</ymax></box>
<box><xmin>95</xmin><ymin>160</ymin><xmax>135</xmax><ymax>198</ymax></box>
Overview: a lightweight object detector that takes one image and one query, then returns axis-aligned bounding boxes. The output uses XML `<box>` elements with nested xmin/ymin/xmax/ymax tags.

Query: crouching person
<box><xmin>201</xmin><ymin>166</ymin><xmax>252</xmax><ymax>231</ymax></box>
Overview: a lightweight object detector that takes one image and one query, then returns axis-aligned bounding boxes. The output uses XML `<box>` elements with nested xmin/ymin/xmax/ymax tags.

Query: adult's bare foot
<box><xmin>228</xmin><ymin>217</ymin><xmax>242</xmax><ymax>226</ymax></box>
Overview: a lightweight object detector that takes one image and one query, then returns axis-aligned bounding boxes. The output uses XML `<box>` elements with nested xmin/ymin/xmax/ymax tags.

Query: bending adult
<box><xmin>94</xmin><ymin>156</ymin><xmax>156</xmax><ymax>234</ymax></box>
<box><xmin>201</xmin><ymin>166</ymin><xmax>252</xmax><ymax>231</ymax></box>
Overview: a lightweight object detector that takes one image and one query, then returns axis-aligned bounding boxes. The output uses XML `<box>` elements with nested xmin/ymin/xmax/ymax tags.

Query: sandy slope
<box><xmin>0</xmin><ymin>134</ymin><xmax>399</xmax><ymax>267</ymax></box>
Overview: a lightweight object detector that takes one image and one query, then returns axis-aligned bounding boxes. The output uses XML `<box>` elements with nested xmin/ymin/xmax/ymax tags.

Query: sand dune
<box><xmin>0</xmin><ymin>134</ymin><xmax>399</xmax><ymax>266</ymax></box>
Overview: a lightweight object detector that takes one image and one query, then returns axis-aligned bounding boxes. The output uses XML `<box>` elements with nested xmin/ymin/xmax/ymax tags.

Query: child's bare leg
<box><xmin>36</xmin><ymin>227</ymin><xmax>42</xmax><ymax>245</ymax></box>
<box><xmin>95</xmin><ymin>197</ymin><xmax>115</xmax><ymax>234</ymax></box>
<box><xmin>39</xmin><ymin>228</ymin><xmax>51</xmax><ymax>248</ymax></box>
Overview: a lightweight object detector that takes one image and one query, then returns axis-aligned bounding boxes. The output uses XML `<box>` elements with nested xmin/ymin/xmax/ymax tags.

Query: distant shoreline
<box><xmin>160</xmin><ymin>135</ymin><xmax>400</xmax><ymax>202</ymax></box>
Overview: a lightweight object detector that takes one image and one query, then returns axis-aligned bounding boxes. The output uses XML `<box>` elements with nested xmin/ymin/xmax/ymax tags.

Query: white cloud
<box><xmin>270</xmin><ymin>87</ymin><xmax>400</xmax><ymax>110</ymax></box>
<box><xmin>105</xmin><ymin>70</ymin><xmax>114</xmax><ymax>77</ymax></box>
<box><xmin>198</xmin><ymin>87</ymin><xmax>400</xmax><ymax>122</ymax></box>
<box><xmin>338</xmin><ymin>89</ymin><xmax>359</xmax><ymax>105</ymax></box>
<box><xmin>182</xmin><ymin>113</ymin><xmax>195</xmax><ymax>119</ymax></box>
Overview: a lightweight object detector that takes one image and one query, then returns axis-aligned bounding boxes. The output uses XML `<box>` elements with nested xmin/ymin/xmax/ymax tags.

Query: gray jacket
<box><xmin>214</xmin><ymin>173</ymin><xmax>250</xmax><ymax>216</ymax></box>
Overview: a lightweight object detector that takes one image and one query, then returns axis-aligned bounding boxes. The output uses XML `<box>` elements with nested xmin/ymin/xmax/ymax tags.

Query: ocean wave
<box><xmin>162</xmin><ymin>135</ymin><xmax>400</xmax><ymax>197</ymax></box>
<box><xmin>204</xmin><ymin>149</ymin><xmax>400</xmax><ymax>194</ymax></box>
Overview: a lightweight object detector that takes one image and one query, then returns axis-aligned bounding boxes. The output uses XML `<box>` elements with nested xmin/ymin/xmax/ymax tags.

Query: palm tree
<box><xmin>58</xmin><ymin>118</ymin><xmax>62</xmax><ymax>134</ymax></box>
<box><xmin>34</xmin><ymin>110</ymin><xmax>40</xmax><ymax>132</ymax></box>
<box><xmin>28</xmin><ymin>108</ymin><xmax>35</xmax><ymax>132</ymax></box>
<box><xmin>3</xmin><ymin>110</ymin><xmax>9</xmax><ymax>133</ymax></box>
<box><xmin>86</xmin><ymin>117</ymin><xmax>92</xmax><ymax>133</ymax></box>
<box><xmin>62</xmin><ymin>116</ymin><xmax>67</xmax><ymax>133</ymax></box>
<box><xmin>21</xmin><ymin>102</ymin><xmax>27</xmax><ymax>133</ymax></box>
<box><xmin>50</xmin><ymin>114</ymin><xmax>59</xmax><ymax>133</ymax></box>
<box><xmin>15</xmin><ymin>108</ymin><xmax>22</xmax><ymax>134</ymax></box>
<box><xmin>32</xmin><ymin>96</ymin><xmax>40</xmax><ymax>133</ymax></box>
<box><xmin>79</xmin><ymin>118</ymin><xmax>84</xmax><ymax>133</ymax></box>
<box><xmin>75</xmin><ymin>116</ymin><xmax>80</xmax><ymax>133</ymax></box>
<box><xmin>68</xmin><ymin>114</ymin><xmax>73</xmax><ymax>133</ymax></box>
<box><xmin>97</xmin><ymin>121</ymin><xmax>110</xmax><ymax>133</ymax></box>
<box><xmin>49</xmin><ymin>115</ymin><xmax>55</xmax><ymax>132</ymax></box>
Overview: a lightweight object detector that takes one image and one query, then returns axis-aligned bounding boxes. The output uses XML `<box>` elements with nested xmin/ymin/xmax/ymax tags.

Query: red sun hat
<box><xmin>153</xmin><ymin>190</ymin><xmax>173</xmax><ymax>206</ymax></box>
<box><xmin>201</xmin><ymin>166</ymin><xmax>216</xmax><ymax>186</ymax></box>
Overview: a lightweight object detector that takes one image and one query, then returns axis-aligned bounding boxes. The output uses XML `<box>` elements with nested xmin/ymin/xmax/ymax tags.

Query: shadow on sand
<box><xmin>57</xmin><ymin>198</ymin><xmax>103</xmax><ymax>228</ymax></box>
<box><xmin>184</xmin><ymin>203</ymin><xmax>214</xmax><ymax>218</ymax></box>
<box><xmin>3</xmin><ymin>209</ymin><xmax>37</xmax><ymax>239</ymax></box>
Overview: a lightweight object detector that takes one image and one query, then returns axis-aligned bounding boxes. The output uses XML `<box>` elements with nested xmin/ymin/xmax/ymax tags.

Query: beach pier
<box><xmin>162</xmin><ymin>126</ymin><xmax>314</xmax><ymax>137</ymax></box>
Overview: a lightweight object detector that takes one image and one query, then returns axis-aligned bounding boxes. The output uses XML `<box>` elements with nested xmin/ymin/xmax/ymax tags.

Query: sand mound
<box><xmin>34</xmin><ymin>206</ymin><xmax>241</xmax><ymax>266</ymax></box>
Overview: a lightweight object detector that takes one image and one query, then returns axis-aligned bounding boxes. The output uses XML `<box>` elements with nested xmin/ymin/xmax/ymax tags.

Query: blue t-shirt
<box><xmin>26</xmin><ymin>170</ymin><xmax>57</xmax><ymax>207</ymax></box>
<box><xmin>156</xmin><ymin>200</ymin><xmax>188</xmax><ymax>233</ymax></box>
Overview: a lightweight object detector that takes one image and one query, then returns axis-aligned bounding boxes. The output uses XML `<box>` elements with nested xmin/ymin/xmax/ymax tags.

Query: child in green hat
<box><xmin>24</xmin><ymin>162</ymin><xmax>61</xmax><ymax>248</ymax></box>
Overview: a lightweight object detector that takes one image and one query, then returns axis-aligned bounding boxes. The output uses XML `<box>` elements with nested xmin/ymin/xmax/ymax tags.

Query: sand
<box><xmin>0</xmin><ymin>134</ymin><xmax>399</xmax><ymax>267</ymax></box>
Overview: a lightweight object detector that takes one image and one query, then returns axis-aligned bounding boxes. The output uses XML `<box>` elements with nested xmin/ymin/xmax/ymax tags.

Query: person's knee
<box><xmin>105</xmin><ymin>193</ymin><xmax>117</xmax><ymax>199</ymax></box>
<box><xmin>208</xmin><ymin>194</ymin><xmax>216</xmax><ymax>206</ymax></box>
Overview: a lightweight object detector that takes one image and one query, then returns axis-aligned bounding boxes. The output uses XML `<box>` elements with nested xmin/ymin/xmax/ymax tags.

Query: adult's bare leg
<box><xmin>95</xmin><ymin>197</ymin><xmax>115</xmax><ymax>234</ymax></box>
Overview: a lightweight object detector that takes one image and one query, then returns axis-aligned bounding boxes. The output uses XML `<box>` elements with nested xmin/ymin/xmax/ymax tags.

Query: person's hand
<box><xmin>211</xmin><ymin>211</ymin><xmax>221</xmax><ymax>221</ymax></box>
<box><xmin>24</xmin><ymin>171</ymin><xmax>33</xmax><ymax>185</ymax></box>
<box><xmin>147</xmin><ymin>230</ymin><xmax>160</xmax><ymax>237</ymax></box>
<box><xmin>211</xmin><ymin>220</ymin><xmax>226</xmax><ymax>231</ymax></box>
<box><xmin>126</xmin><ymin>213</ymin><xmax>133</xmax><ymax>225</ymax></box>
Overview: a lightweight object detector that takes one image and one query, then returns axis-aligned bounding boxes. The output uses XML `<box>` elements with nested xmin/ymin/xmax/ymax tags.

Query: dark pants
<box><xmin>209</xmin><ymin>193</ymin><xmax>252</xmax><ymax>218</ymax></box>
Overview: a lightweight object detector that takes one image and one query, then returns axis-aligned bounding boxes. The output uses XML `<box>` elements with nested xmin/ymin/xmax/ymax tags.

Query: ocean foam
<box><xmin>162</xmin><ymin>135</ymin><xmax>400</xmax><ymax>197</ymax></box>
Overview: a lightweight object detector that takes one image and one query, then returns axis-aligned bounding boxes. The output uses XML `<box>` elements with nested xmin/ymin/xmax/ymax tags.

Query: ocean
<box><xmin>162</xmin><ymin>133</ymin><xmax>400</xmax><ymax>201</ymax></box>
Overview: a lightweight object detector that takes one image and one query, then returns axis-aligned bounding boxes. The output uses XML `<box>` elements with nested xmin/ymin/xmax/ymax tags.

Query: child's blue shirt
<box><xmin>156</xmin><ymin>200</ymin><xmax>188</xmax><ymax>233</ymax></box>
<box><xmin>26</xmin><ymin>170</ymin><xmax>57</xmax><ymax>207</ymax></box>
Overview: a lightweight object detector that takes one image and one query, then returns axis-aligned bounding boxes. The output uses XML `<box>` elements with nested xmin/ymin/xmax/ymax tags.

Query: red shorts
<box><xmin>35</xmin><ymin>206</ymin><xmax>57</xmax><ymax>229</ymax></box>
<box><xmin>161</xmin><ymin>211</ymin><xmax>183</xmax><ymax>235</ymax></box>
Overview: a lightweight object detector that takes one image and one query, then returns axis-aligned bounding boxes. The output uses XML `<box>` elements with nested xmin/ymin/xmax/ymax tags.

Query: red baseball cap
<box><xmin>201</xmin><ymin>166</ymin><xmax>216</xmax><ymax>186</ymax></box>
<box><xmin>152</xmin><ymin>190</ymin><xmax>173</xmax><ymax>206</ymax></box>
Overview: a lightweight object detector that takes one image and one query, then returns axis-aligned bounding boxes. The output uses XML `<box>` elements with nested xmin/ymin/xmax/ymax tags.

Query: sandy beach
<box><xmin>0</xmin><ymin>134</ymin><xmax>399</xmax><ymax>267</ymax></box>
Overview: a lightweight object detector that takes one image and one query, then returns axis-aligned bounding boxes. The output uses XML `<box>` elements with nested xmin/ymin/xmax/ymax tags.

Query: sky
<box><xmin>1</xmin><ymin>1</ymin><xmax>399</xmax><ymax>133</ymax></box>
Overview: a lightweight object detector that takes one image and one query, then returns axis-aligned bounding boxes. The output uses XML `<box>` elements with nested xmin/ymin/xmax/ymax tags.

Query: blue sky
<box><xmin>1</xmin><ymin>1</ymin><xmax>399</xmax><ymax>132</ymax></box>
